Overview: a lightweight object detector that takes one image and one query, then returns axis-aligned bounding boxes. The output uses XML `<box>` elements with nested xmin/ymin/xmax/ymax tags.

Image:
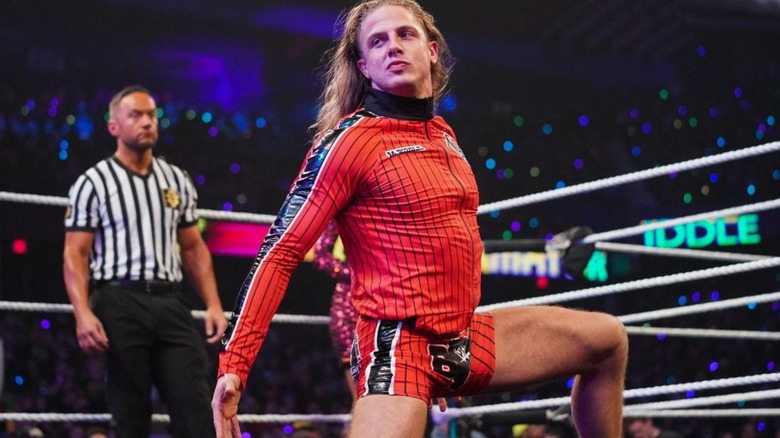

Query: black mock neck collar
<box><xmin>362</xmin><ymin>87</ymin><xmax>434</xmax><ymax>121</ymax></box>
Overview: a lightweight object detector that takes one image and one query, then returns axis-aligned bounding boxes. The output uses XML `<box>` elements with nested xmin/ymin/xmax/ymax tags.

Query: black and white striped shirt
<box><xmin>65</xmin><ymin>156</ymin><xmax>199</xmax><ymax>282</ymax></box>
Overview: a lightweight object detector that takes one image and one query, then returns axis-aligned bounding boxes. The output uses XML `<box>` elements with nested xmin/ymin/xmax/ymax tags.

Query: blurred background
<box><xmin>0</xmin><ymin>0</ymin><xmax>778</xmax><ymax>436</ymax></box>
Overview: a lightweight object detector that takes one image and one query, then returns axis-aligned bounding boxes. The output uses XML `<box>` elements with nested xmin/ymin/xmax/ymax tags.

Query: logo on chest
<box><xmin>443</xmin><ymin>132</ymin><xmax>465</xmax><ymax>158</ymax></box>
<box><xmin>385</xmin><ymin>145</ymin><xmax>426</xmax><ymax>158</ymax></box>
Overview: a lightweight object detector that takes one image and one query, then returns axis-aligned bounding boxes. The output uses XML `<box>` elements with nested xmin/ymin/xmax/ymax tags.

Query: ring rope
<box><xmin>0</xmin><ymin>301</ymin><xmax>329</xmax><ymax>325</ymax></box>
<box><xmin>623</xmin><ymin>325</ymin><xmax>780</xmax><ymax>341</ymax></box>
<box><xmin>618</xmin><ymin>290</ymin><xmax>780</xmax><ymax>324</ymax></box>
<box><xmin>3</xmin><ymin>144</ymin><xmax>779</xmax><ymax>225</ymax></box>
<box><xmin>477</xmin><ymin>140</ymin><xmax>780</xmax><ymax>214</ymax></box>
<box><xmin>0</xmin><ymin>412</ymin><xmax>350</xmax><ymax>424</ymax></box>
<box><xmin>595</xmin><ymin>242</ymin><xmax>771</xmax><ymax>262</ymax></box>
<box><xmin>623</xmin><ymin>409</ymin><xmax>780</xmax><ymax>418</ymax></box>
<box><xmin>434</xmin><ymin>372</ymin><xmax>780</xmax><ymax>419</ymax></box>
<box><xmin>0</xmin><ymin>191</ymin><xmax>276</xmax><ymax>225</ymax></box>
<box><xmin>477</xmin><ymin>258</ymin><xmax>780</xmax><ymax>310</ymax></box>
<box><xmin>4</xmin><ymin>260</ymin><xmax>778</xmax><ymax>320</ymax></box>
<box><xmin>582</xmin><ymin>198</ymin><xmax>780</xmax><ymax>245</ymax></box>
<box><xmin>4</xmin><ymin>373</ymin><xmax>777</xmax><ymax>424</ymax></box>
<box><xmin>3</xmin><ymin>196</ymin><xmax>777</xmax><ymax>257</ymax></box>
<box><xmin>624</xmin><ymin>388</ymin><xmax>780</xmax><ymax>411</ymax></box>
<box><xmin>2</xmin><ymin>299</ymin><xmax>776</xmax><ymax>341</ymax></box>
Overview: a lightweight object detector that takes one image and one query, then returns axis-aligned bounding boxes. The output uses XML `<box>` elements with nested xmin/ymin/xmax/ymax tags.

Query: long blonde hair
<box><xmin>311</xmin><ymin>0</ymin><xmax>453</xmax><ymax>140</ymax></box>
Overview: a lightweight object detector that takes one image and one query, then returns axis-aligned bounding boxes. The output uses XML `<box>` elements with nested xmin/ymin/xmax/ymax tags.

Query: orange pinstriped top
<box><xmin>219</xmin><ymin>88</ymin><xmax>484</xmax><ymax>385</ymax></box>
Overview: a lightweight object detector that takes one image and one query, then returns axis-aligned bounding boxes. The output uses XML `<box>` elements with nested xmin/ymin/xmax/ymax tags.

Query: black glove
<box><xmin>546</xmin><ymin>226</ymin><xmax>595</xmax><ymax>280</ymax></box>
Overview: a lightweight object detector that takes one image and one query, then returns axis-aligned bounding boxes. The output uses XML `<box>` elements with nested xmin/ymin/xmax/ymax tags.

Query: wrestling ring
<box><xmin>1</xmin><ymin>140</ymin><xmax>779</xmax><ymax>433</ymax></box>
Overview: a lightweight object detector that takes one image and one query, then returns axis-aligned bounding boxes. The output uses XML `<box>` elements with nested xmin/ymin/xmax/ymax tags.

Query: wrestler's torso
<box><xmin>330</xmin><ymin>111</ymin><xmax>483</xmax><ymax>335</ymax></box>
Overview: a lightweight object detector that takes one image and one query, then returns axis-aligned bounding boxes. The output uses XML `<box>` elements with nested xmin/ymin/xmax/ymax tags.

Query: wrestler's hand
<box><xmin>212</xmin><ymin>373</ymin><xmax>242</xmax><ymax>438</ymax></box>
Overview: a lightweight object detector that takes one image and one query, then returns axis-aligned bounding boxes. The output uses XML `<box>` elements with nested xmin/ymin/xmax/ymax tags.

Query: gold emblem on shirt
<box><xmin>162</xmin><ymin>188</ymin><xmax>180</xmax><ymax>208</ymax></box>
<box><xmin>64</xmin><ymin>205</ymin><xmax>72</xmax><ymax>219</ymax></box>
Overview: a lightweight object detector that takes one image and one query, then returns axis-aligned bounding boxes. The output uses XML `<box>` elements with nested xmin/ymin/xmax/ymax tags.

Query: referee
<box><xmin>63</xmin><ymin>85</ymin><xmax>227</xmax><ymax>438</ymax></box>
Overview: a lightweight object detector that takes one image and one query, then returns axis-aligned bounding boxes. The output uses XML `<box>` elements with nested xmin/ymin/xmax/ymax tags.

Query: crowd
<box><xmin>0</xmin><ymin>76</ymin><xmax>778</xmax><ymax>438</ymax></box>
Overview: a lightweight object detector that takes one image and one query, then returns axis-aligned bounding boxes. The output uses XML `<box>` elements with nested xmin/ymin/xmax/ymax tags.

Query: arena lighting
<box><xmin>11</xmin><ymin>238</ymin><xmax>27</xmax><ymax>255</ymax></box>
<box><xmin>643</xmin><ymin>214</ymin><xmax>761</xmax><ymax>249</ymax></box>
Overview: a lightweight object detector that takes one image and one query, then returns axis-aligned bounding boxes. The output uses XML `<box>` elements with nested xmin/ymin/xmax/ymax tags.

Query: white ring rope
<box><xmin>595</xmin><ymin>242</ymin><xmax>772</xmax><ymax>262</ymax></box>
<box><xmin>477</xmin><ymin>140</ymin><xmax>780</xmax><ymax>214</ymax></box>
<box><xmin>2</xmin><ymin>142</ymin><xmax>778</xmax><ymax>224</ymax></box>
<box><xmin>623</xmin><ymin>325</ymin><xmax>780</xmax><ymax>341</ymax></box>
<box><xmin>624</xmin><ymin>388</ymin><xmax>780</xmax><ymax>411</ymax></box>
<box><xmin>0</xmin><ymin>412</ymin><xmax>350</xmax><ymax>424</ymax></box>
<box><xmin>623</xmin><ymin>409</ymin><xmax>780</xmax><ymax>418</ymax></box>
<box><xmin>618</xmin><ymin>290</ymin><xmax>780</xmax><ymax>324</ymax></box>
<box><xmin>5</xmin><ymin>373</ymin><xmax>777</xmax><ymax>424</ymax></box>
<box><xmin>0</xmin><ymin>191</ymin><xmax>276</xmax><ymax>225</ymax></box>
<box><xmin>3</xmin><ymin>298</ymin><xmax>777</xmax><ymax>341</ymax></box>
<box><xmin>477</xmin><ymin>258</ymin><xmax>780</xmax><ymax>310</ymax></box>
<box><xmin>582</xmin><ymin>198</ymin><xmax>780</xmax><ymax>245</ymax></box>
<box><xmin>435</xmin><ymin>372</ymin><xmax>780</xmax><ymax>419</ymax></box>
<box><xmin>0</xmin><ymin>301</ymin><xmax>329</xmax><ymax>325</ymax></box>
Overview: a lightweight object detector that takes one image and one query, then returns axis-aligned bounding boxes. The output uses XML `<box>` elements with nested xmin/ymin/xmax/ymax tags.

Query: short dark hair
<box><xmin>109</xmin><ymin>85</ymin><xmax>153</xmax><ymax>117</ymax></box>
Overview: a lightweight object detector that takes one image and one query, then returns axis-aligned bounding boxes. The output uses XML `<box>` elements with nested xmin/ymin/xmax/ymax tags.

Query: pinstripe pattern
<box><xmin>219</xmin><ymin>91</ymin><xmax>484</xmax><ymax>385</ymax></box>
<box><xmin>65</xmin><ymin>156</ymin><xmax>198</xmax><ymax>282</ymax></box>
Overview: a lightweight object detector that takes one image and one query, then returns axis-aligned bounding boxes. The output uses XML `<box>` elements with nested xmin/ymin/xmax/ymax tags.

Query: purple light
<box><xmin>195</xmin><ymin>175</ymin><xmax>206</xmax><ymax>185</ymax></box>
<box><xmin>222</xmin><ymin>202</ymin><xmax>234</xmax><ymax>211</ymax></box>
<box><xmin>686</xmin><ymin>390</ymin><xmax>695</xmax><ymax>399</ymax></box>
<box><xmin>641</xmin><ymin>122</ymin><xmax>651</xmax><ymax>134</ymax></box>
<box><xmin>629</xmin><ymin>108</ymin><xmax>639</xmax><ymax>119</ymax></box>
<box><xmin>768</xmin><ymin>361</ymin><xmax>776</xmax><ymax>371</ymax></box>
<box><xmin>510</xmin><ymin>221</ymin><xmax>521</xmax><ymax>232</ymax></box>
<box><xmin>656</xmin><ymin>334</ymin><xmax>666</xmax><ymax>341</ymax></box>
<box><xmin>208</xmin><ymin>126</ymin><xmax>219</xmax><ymax>137</ymax></box>
<box><xmin>709</xmin><ymin>361</ymin><xmax>719</xmax><ymax>372</ymax></box>
<box><xmin>734</xmin><ymin>87</ymin><xmax>743</xmax><ymax>98</ymax></box>
<box><xmin>230</xmin><ymin>163</ymin><xmax>241</xmax><ymax>174</ymax></box>
<box><xmin>282</xmin><ymin>425</ymin><xmax>294</xmax><ymax>435</ymax></box>
<box><xmin>677</xmin><ymin>105</ymin><xmax>687</xmax><ymax>116</ymax></box>
<box><xmin>40</xmin><ymin>319</ymin><xmax>51</xmax><ymax>330</ymax></box>
<box><xmin>48</xmin><ymin>107</ymin><xmax>57</xmax><ymax>117</ymax></box>
<box><xmin>758</xmin><ymin>123</ymin><xmax>767</xmax><ymax>133</ymax></box>
<box><xmin>496</xmin><ymin>169</ymin><xmax>505</xmax><ymax>180</ymax></box>
<box><xmin>573</xmin><ymin>158</ymin><xmax>583</xmax><ymax>169</ymax></box>
<box><xmin>696</xmin><ymin>46</ymin><xmax>706</xmax><ymax>57</ymax></box>
<box><xmin>668</xmin><ymin>172</ymin><xmax>678</xmax><ymax>180</ymax></box>
<box><xmin>252</xmin><ymin>5</ymin><xmax>339</xmax><ymax>38</ymax></box>
<box><xmin>708</xmin><ymin>107</ymin><xmax>718</xmax><ymax>117</ymax></box>
<box><xmin>772</xmin><ymin>302</ymin><xmax>779</xmax><ymax>311</ymax></box>
<box><xmin>578</xmin><ymin>115</ymin><xmax>589</xmax><ymax>126</ymax></box>
<box><xmin>711</xmin><ymin>290</ymin><xmax>720</xmax><ymax>301</ymax></box>
<box><xmin>691</xmin><ymin>291</ymin><xmax>701</xmax><ymax>302</ymax></box>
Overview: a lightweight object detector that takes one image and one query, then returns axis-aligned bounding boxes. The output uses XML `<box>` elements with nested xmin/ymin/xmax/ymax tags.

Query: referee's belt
<box><xmin>92</xmin><ymin>279</ymin><xmax>180</xmax><ymax>294</ymax></box>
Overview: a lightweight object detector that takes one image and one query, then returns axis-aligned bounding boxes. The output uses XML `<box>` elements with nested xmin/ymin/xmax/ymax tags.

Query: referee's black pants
<box><xmin>90</xmin><ymin>281</ymin><xmax>214</xmax><ymax>438</ymax></box>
